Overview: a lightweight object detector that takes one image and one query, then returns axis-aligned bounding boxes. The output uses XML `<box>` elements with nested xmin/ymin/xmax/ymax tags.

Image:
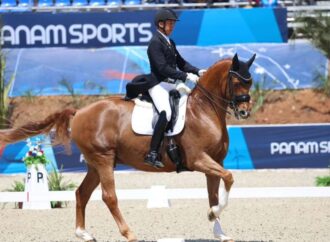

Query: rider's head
<box><xmin>154</xmin><ymin>8</ymin><xmax>179</xmax><ymax>36</ymax></box>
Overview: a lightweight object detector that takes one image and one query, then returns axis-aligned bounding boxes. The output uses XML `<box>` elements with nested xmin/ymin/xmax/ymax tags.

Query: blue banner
<box><xmin>4</xmin><ymin>42</ymin><xmax>327</xmax><ymax>97</ymax></box>
<box><xmin>1</xmin><ymin>124</ymin><xmax>329</xmax><ymax>174</ymax></box>
<box><xmin>0</xmin><ymin>8</ymin><xmax>287</xmax><ymax>48</ymax></box>
<box><xmin>242</xmin><ymin>124</ymin><xmax>330</xmax><ymax>169</ymax></box>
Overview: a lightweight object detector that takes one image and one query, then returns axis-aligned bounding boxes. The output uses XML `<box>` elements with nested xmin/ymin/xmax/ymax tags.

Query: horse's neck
<box><xmin>190</xmin><ymin>62</ymin><xmax>230</xmax><ymax>120</ymax></box>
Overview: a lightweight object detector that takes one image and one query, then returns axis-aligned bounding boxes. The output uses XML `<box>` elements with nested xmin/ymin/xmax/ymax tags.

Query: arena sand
<box><xmin>0</xmin><ymin>169</ymin><xmax>329</xmax><ymax>242</ymax></box>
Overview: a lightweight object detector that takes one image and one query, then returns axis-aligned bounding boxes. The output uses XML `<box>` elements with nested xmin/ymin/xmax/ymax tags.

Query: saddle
<box><xmin>125</xmin><ymin>75</ymin><xmax>191</xmax><ymax>172</ymax></box>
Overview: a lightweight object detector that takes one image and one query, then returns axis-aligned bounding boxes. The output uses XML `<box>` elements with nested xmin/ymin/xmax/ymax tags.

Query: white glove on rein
<box><xmin>186</xmin><ymin>73</ymin><xmax>199</xmax><ymax>84</ymax></box>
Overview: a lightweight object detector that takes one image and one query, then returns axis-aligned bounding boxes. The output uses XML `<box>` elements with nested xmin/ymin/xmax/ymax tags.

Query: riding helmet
<box><xmin>154</xmin><ymin>8</ymin><xmax>179</xmax><ymax>26</ymax></box>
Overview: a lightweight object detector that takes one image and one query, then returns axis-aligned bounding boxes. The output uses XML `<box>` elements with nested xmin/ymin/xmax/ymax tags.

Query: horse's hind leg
<box><xmin>75</xmin><ymin>164</ymin><xmax>100</xmax><ymax>242</ymax></box>
<box><xmin>96</xmin><ymin>153</ymin><xmax>137</xmax><ymax>242</ymax></box>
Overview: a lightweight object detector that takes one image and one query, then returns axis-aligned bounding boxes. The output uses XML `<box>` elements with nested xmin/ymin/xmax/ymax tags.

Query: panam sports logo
<box><xmin>270</xmin><ymin>141</ymin><xmax>330</xmax><ymax>155</ymax></box>
<box><xmin>0</xmin><ymin>23</ymin><xmax>152</xmax><ymax>46</ymax></box>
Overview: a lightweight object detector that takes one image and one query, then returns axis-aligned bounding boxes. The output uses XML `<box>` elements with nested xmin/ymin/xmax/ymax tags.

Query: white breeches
<box><xmin>148</xmin><ymin>82</ymin><xmax>176</xmax><ymax>122</ymax></box>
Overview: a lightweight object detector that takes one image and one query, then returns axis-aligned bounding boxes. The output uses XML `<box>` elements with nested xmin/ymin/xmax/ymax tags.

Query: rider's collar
<box><xmin>157</xmin><ymin>30</ymin><xmax>171</xmax><ymax>45</ymax></box>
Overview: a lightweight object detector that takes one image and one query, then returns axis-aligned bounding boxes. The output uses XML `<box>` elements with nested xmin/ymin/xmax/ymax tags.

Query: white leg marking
<box><xmin>211</xmin><ymin>205</ymin><xmax>222</xmax><ymax>218</ymax></box>
<box><xmin>219</xmin><ymin>187</ymin><xmax>229</xmax><ymax>210</ymax></box>
<box><xmin>211</xmin><ymin>187</ymin><xmax>229</xmax><ymax>218</ymax></box>
<box><xmin>213</xmin><ymin>218</ymin><xmax>232</xmax><ymax>241</ymax></box>
<box><xmin>75</xmin><ymin>227</ymin><xmax>95</xmax><ymax>241</ymax></box>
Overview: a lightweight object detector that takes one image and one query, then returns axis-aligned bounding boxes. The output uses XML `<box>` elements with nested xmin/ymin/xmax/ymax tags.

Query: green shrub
<box><xmin>48</xmin><ymin>164</ymin><xmax>76</xmax><ymax>208</ymax></box>
<box><xmin>316</xmin><ymin>176</ymin><xmax>330</xmax><ymax>187</ymax></box>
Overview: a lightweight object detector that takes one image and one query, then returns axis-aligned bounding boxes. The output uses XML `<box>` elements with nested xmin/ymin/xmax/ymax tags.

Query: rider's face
<box><xmin>159</xmin><ymin>20</ymin><xmax>176</xmax><ymax>36</ymax></box>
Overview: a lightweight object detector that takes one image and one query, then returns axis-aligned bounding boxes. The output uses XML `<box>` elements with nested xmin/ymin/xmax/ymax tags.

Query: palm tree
<box><xmin>0</xmin><ymin>18</ymin><xmax>14</xmax><ymax>129</ymax></box>
<box><xmin>293</xmin><ymin>12</ymin><xmax>330</xmax><ymax>59</ymax></box>
<box><xmin>292</xmin><ymin>12</ymin><xmax>330</xmax><ymax>95</ymax></box>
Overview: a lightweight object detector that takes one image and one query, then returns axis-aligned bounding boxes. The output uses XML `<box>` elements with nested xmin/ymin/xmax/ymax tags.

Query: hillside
<box><xmin>7</xmin><ymin>89</ymin><xmax>330</xmax><ymax>128</ymax></box>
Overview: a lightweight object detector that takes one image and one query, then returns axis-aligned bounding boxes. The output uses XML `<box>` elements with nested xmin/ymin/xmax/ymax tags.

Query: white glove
<box><xmin>198</xmin><ymin>69</ymin><xmax>207</xmax><ymax>77</ymax></box>
<box><xmin>186</xmin><ymin>73</ymin><xmax>199</xmax><ymax>84</ymax></box>
<box><xmin>176</xmin><ymin>81</ymin><xmax>192</xmax><ymax>94</ymax></box>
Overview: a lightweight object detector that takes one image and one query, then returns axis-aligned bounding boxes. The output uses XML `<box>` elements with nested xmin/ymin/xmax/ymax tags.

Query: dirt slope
<box><xmin>7</xmin><ymin>89</ymin><xmax>330</xmax><ymax>127</ymax></box>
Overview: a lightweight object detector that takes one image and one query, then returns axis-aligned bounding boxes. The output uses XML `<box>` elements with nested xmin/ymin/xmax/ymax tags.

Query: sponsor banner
<box><xmin>1</xmin><ymin>11</ymin><xmax>155</xmax><ymax>48</ymax></box>
<box><xmin>0</xmin><ymin>8</ymin><xmax>286</xmax><ymax>48</ymax></box>
<box><xmin>4</xmin><ymin>42</ymin><xmax>327</xmax><ymax>97</ymax></box>
<box><xmin>242</xmin><ymin>124</ymin><xmax>330</xmax><ymax>169</ymax></box>
<box><xmin>0</xmin><ymin>124</ymin><xmax>328</xmax><ymax>174</ymax></box>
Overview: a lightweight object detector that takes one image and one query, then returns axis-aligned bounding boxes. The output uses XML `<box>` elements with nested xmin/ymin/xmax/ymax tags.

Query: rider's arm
<box><xmin>147</xmin><ymin>40</ymin><xmax>187</xmax><ymax>81</ymax></box>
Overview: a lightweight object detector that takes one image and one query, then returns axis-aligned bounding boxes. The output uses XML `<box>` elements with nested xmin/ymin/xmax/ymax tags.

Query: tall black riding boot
<box><xmin>144</xmin><ymin>111</ymin><xmax>168</xmax><ymax>168</ymax></box>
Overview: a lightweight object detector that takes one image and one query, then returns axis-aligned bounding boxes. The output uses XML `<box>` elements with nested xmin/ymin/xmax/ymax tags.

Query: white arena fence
<box><xmin>1</xmin><ymin>186</ymin><xmax>330</xmax><ymax>209</ymax></box>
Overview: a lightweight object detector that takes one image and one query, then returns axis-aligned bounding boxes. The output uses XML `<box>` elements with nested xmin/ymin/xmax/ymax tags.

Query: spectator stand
<box><xmin>0</xmin><ymin>0</ymin><xmax>329</xmax><ymax>19</ymax></box>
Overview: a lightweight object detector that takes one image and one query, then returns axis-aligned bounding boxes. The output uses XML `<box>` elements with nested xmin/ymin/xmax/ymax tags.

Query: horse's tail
<box><xmin>0</xmin><ymin>108</ymin><xmax>77</xmax><ymax>147</ymax></box>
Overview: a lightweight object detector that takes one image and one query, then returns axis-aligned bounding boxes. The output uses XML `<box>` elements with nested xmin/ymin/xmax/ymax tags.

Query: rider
<box><xmin>144</xmin><ymin>8</ymin><xmax>207</xmax><ymax>168</ymax></box>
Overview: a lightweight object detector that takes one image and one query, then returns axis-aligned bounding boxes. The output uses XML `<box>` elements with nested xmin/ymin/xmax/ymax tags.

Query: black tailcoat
<box><xmin>126</xmin><ymin>31</ymin><xmax>199</xmax><ymax>99</ymax></box>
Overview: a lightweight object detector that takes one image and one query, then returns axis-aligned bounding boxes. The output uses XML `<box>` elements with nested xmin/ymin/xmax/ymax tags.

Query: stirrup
<box><xmin>144</xmin><ymin>151</ymin><xmax>165</xmax><ymax>168</ymax></box>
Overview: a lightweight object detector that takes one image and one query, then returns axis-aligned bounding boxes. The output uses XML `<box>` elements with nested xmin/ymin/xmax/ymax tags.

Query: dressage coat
<box><xmin>125</xmin><ymin>31</ymin><xmax>199</xmax><ymax>99</ymax></box>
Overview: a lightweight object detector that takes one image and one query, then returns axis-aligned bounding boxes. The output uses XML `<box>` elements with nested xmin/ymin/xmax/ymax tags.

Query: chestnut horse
<box><xmin>0</xmin><ymin>53</ymin><xmax>255</xmax><ymax>242</ymax></box>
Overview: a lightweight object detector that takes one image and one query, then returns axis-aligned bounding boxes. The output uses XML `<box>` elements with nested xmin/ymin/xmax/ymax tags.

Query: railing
<box><xmin>0</xmin><ymin>0</ymin><xmax>329</xmax><ymax>13</ymax></box>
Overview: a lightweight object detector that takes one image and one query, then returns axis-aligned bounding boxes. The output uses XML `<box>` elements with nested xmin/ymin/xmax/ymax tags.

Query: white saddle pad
<box><xmin>131</xmin><ymin>94</ymin><xmax>188</xmax><ymax>136</ymax></box>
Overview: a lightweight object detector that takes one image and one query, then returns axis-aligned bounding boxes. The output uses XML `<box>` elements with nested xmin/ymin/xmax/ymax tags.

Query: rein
<box><xmin>195</xmin><ymin>68</ymin><xmax>252</xmax><ymax>119</ymax></box>
<box><xmin>195</xmin><ymin>83</ymin><xmax>232</xmax><ymax>116</ymax></box>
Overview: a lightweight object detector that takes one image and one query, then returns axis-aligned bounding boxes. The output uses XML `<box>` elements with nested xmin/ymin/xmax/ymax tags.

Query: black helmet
<box><xmin>154</xmin><ymin>8</ymin><xmax>179</xmax><ymax>27</ymax></box>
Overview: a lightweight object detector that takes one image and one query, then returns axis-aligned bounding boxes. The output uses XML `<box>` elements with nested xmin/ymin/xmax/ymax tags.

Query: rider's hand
<box><xmin>186</xmin><ymin>73</ymin><xmax>199</xmax><ymax>84</ymax></box>
<box><xmin>176</xmin><ymin>81</ymin><xmax>192</xmax><ymax>94</ymax></box>
<box><xmin>198</xmin><ymin>69</ymin><xmax>207</xmax><ymax>77</ymax></box>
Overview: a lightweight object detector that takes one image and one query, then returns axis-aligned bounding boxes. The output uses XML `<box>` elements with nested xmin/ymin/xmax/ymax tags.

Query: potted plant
<box><xmin>22</xmin><ymin>138</ymin><xmax>51</xmax><ymax>209</ymax></box>
<box><xmin>23</xmin><ymin>139</ymin><xmax>50</xmax><ymax>168</ymax></box>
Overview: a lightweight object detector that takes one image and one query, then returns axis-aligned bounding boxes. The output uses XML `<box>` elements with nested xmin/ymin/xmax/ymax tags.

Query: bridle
<box><xmin>195</xmin><ymin>67</ymin><xmax>252</xmax><ymax>119</ymax></box>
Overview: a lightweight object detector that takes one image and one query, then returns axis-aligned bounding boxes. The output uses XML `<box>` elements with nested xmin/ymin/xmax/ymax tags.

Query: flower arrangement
<box><xmin>23</xmin><ymin>139</ymin><xmax>50</xmax><ymax>166</ymax></box>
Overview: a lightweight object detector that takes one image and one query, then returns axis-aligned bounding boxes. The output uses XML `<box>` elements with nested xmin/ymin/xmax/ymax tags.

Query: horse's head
<box><xmin>226</xmin><ymin>53</ymin><xmax>256</xmax><ymax>119</ymax></box>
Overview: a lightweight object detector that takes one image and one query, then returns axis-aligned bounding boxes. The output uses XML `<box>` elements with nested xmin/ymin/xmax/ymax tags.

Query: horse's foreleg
<box><xmin>194</xmin><ymin>154</ymin><xmax>234</xmax><ymax>241</ymax></box>
<box><xmin>206</xmin><ymin>175</ymin><xmax>233</xmax><ymax>242</ymax></box>
<box><xmin>75</xmin><ymin>164</ymin><xmax>100</xmax><ymax>242</ymax></box>
<box><xmin>194</xmin><ymin>153</ymin><xmax>234</xmax><ymax>220</ymax></box>
<box><xmin>97</xmin><ymin>157</ymin><xmax>137</xmax><ymax>242</ymax></box>
<box><xmin>206</xmin><ymin>175</ymin><xmax>220</xmax><ymax>221</ymax></box>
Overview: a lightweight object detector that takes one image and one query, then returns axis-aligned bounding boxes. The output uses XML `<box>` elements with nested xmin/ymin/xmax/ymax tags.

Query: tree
<box><xmin>294</xmin><ymin>12</ymin><xmax>330</xmax><ymax>59</ymax></box>
<box><xmin>0</xmin><ymin>17</ymin><xmax>14</xmax><ymax>128</ymax></box>
<box><xmin>292</xmin><ymin>12</ymin><xmax>330</xmax><ymax>95</ymax></box>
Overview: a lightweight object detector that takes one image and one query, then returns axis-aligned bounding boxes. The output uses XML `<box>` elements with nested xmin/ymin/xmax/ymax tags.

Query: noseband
<box><xmin>195</xmin><ymin>68</ymin><xmax>252</xmax><ymax>119</ymax></box>
<box><xmin>227</xmin><ymin>70</ymin><xmax>251</xmax><ymax>118</ymax></box>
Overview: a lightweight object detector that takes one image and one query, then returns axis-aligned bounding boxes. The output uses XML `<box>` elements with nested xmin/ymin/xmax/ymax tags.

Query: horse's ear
<box><xmin>246</xmin><ymin>54</ymin><xmax>256</xmax><ymax>68</ymax></box>
<box><xmin>232</xmin><ymin>53</ymin><xmax>239</xmax><ymax>71</ymax></box>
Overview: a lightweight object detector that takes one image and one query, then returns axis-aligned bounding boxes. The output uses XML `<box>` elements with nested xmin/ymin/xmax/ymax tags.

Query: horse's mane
<box><xmin>208</xmin><ymin>58</ymin><xmax>232</xmax><ymax>71</ymax></box>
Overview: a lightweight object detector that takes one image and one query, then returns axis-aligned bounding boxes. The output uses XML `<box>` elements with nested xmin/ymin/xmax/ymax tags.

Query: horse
<box><xmin>0</xmin><ymin>53</ymin><xmax>256</xmax><ymax>242</ymax></box>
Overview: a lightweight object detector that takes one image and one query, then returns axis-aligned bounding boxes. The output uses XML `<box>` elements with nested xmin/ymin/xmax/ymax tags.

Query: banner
<box><xmin>4</xmin><ymin>42</ymin><xmax>327</xmax><ymax>97</ymax></box>
<box><xmin>0</xmin><ymin>124</ymin><xmax>329</xmax><ymax>174</ymax></box>
<box><xmin>225</xmin><ymin>124</ymin><xmax>330</xmax><ymax>169</ymax></box>
<box><xmin>0</xmin><ymin>8</ymin><xmax>287</xmax><ymax>48</ymax></box>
